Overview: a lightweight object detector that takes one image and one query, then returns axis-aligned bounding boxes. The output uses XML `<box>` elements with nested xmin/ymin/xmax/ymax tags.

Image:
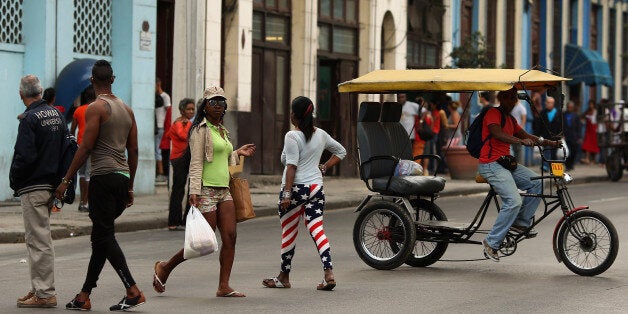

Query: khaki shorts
<box><xmin>198</xmin><ymin>186</ymin><xmax>232</xmax><ymax>213</ymax></box>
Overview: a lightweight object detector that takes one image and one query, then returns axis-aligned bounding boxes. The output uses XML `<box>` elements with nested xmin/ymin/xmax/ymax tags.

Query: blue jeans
<box><xmin>478</xmin><ymin>162</ymin><xmax>542</xmax><ymax>249</ymax></box>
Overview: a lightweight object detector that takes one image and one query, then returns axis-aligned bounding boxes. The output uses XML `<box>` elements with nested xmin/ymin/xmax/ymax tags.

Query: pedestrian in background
<box><xmin>563</xmin><ymin>100</ymin><xmax>582</xmax><ymax>170</ymax></box>
<box><xmin>446</xmin><ymin>100</ymin><xmax>463</xmax><ymax>146</ymax></box>
<box><xmin>160</xmin><ymin>104</ymin><xmax>172</xmax><ymax>184</ymax></box>
<box><xmin>56</xmin><ymin>60</ymin><xmax>145</xmax><ymax>311</ymax></box>
<box><xmin>166</xmin><ymin>98</ymin><xmax>195</xmax><ymax>230</ymax></box>
<box><xmin>11</xmin><ymin>75</ymin><xmax>65</xmax><ymax>308</ymax></box>
<box><xmin>70</xmin><ymin>85</ymin><xmax>96</xmax><ymax>212</ymax></box>
<box><xmin>155</xmin><ymin>78</ymin><xmax>171</xmax><ymax>182</ymax></box>
<box><xmin>428</xmin><ymin>100</ymin><xmax>448</xmax><ymax>174</ymax></box>
<box><xmin>581</xmin><ymin>100</ymin><xmax>600</xmax><ymax>164</ymax></box>
<box><xmin>262</xmin><ymin>96</ymin><xmax>346</xmax><ymax>291</ymax></box>
<box><xmin>510</xmin><ymin>98</ymin><xmax>527</xmax><ymax>164</ymax></box>
<box><xmin>533</xmin><ymin>96</ymin><xmax>561</xmax><ymax>171</ymax></box>
<box><xmin>152</xmin><ymin>86</ymin><xmax>256</xmax><ymax>298</ymax></box>
<box><xmin>398</xmin><ymin>93</ymin><xmax>424</xmax><ymax>159</ymax></box>
<box><xmin>43</xmin><ymin>87</ymin><xmax>65</xmax><ymax>114</ymax></box>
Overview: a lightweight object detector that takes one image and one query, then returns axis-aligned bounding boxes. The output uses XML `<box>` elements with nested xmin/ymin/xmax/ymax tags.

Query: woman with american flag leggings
<box><xmin>262</xmin><ymin>96</ymin><xmax>346</xmax><ymax>291</ymax></box>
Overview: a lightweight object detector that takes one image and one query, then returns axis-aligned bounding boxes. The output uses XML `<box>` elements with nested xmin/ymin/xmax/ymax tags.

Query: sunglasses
<box><xmin>208</xmin><ymin>99</ymin><xmax>227</xmax><ymax>108</ymax></box>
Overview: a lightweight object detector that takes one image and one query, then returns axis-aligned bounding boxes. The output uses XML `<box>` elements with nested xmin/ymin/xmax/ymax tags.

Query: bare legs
<box><xmin>154</xmin><ymin>200</ymin><xmax>242</xmax><ymax>296</ymax></box>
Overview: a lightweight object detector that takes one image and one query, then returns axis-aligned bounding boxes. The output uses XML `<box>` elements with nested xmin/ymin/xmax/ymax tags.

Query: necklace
<box><xmin>98</xmin><ymin>93</ymin><xmax>115</xmax><ymax>97</ymax></box>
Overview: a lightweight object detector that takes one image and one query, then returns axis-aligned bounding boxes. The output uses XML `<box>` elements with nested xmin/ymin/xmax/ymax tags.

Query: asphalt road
<box><xmin>1</xmin><ymin>180</ymin><xmax>626</xmax><ymax>313</ymax></box>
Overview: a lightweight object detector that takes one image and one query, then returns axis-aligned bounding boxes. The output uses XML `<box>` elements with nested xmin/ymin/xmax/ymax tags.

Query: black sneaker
<box><xmin>78</xmin><ymin>204</ymin><xmax>89</xmax><ymax>212</ymax></box>
<box><xmin>510</xmin><ymin>225</ymin><xmax>538</xmax><ymax>238</ymax></box>
<box><xmin>482</xmin><ymin>239</ymin><xmax>500</xmax><ymax>262</ymax></box>
<box><xmin>109</xmin><ymin>292</ymin><xmax>145</xmax><ymax>311</ymax></box>
<box><xmin>65</xmin><ymin>295</ymin><xmax>91</xmax><ymax>311</ymax></box>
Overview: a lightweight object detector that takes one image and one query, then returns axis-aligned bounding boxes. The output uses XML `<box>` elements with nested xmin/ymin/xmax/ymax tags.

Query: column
<box><xmin>223</xmin><ymin>0</ymin><xmax>252</xmax><ymax>112</ymax></box>
<box><xmin>291</xmin><ymin>0</ymin><xmax>317</xmax><ymax>101</ymax></box>
<box><xmin>111</xmin><ymin>0</ymin><xmax>157</xmax><ymax>194</ymax></box>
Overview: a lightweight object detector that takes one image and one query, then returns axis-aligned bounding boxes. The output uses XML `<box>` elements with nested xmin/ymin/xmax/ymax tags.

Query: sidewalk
<box><xmin>0</xmin><ymin>164</ymin><xmax>610</xmax><ymax>243</ymax></box>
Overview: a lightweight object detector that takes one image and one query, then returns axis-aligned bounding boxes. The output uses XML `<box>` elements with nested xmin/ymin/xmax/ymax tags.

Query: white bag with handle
<box><xmin>183</xmin><ymin>205</ymin><xmax>218</xmax><ymax>259</ymax></box>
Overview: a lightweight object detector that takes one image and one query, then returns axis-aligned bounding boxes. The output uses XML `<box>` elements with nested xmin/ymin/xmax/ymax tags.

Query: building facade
<box><xmin>165</xmin><ymin>0</ymin><xmax>627</xmax><ymax>175</ymax></box>
<box><xmin>0</xmin><ymin>0</ymin><xmax>156</xmax><ymax>201</ymax></box>
<box><xmin>3</xmin><ymin>0</ymin><xmax>627</xmax><ymax>200</ymax></box>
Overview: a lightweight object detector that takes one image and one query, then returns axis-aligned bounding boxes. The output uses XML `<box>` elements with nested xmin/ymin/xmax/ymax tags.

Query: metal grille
<box><xmin>74</xmin><ymin>0</ymin><xmax>111</xmax><ymax>55</ymax></box>
<box><xmin>0</xmin><ymin>0</ymin><xmax>22</xmax><ymax>44</ymax></box>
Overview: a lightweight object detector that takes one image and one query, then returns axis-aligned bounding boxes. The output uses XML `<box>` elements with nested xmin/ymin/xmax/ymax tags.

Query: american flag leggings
<box><xmin>278</xmin><ymin>184</ymin><xmax>332</xmax><ymax>273</ymax></box>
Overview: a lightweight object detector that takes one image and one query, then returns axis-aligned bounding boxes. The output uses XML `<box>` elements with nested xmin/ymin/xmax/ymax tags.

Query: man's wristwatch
<box><xmin>536</xmin><ymin>136</ymin><xmax>544</xmax><ymax>146</ymax></box>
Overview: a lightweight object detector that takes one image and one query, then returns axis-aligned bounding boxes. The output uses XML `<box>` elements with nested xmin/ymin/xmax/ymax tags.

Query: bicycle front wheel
<box><xmin>556</xmin><ymin>210</ymin><xmax>619</xmax><ymax>276</ymax></box>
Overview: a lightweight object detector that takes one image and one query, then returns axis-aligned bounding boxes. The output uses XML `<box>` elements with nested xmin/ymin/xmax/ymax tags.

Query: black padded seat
<box><xmin>381</xmin><ymin>102</ymin><xmax>413</xmax><ymax>160</ymax></box>
<box><xmin>357</xmin><ymin>101</ymin><xmax>446</xmax><ymax>196</ymax></box>
<box><xmin>373</xmin><ymin>175</ymin><xmax>446</xmax><ymax>195</ymax></box>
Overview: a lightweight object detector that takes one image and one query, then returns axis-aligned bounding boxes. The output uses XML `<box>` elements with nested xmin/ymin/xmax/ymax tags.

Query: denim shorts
<box><xmin>198</xmin><ymin>186</ymin><xmax>232</xmax><ymax>213</ymax></box>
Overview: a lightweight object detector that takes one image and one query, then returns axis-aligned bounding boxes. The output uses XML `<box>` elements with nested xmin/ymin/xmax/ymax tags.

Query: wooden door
<box><xmin>317</xmin><ymin>59</ymin><xmax>358</xmax><ymax>176</ymax></box>
<box><xmin>242</xmin><ymin>48</ymin><xmax>290</xmax><ymax>174</ymax></box>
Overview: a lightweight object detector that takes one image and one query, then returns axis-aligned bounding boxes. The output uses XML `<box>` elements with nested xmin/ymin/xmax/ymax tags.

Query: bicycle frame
<box><xmin>415</xmin><ymin>146</ymin><xmax>585</xmax><ymax>249</ymax></box>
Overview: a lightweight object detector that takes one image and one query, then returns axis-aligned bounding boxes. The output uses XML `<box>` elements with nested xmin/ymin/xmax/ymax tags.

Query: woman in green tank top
<box><xmin>152</xmin><ymin>86</ymin><xmax>256</xmax><ymax>298</ymax></box>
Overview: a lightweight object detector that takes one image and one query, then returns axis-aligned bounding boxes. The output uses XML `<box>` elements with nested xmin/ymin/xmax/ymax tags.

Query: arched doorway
<box><xmin>381</xmin><ymin>11</ymin><xmax>396</xmax><ymax>70</ymax></box>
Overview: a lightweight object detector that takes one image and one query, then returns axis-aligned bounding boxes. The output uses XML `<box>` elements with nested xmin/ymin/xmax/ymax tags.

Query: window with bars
<box><xmin>318</xmin><ymin>0</ymin><xmax>358</xmax><ymax>56</ymax></box>
<box><xmin>406</xmin><ymin>0</ymin><xmax>443</xmax><ymax>68</ymax></box>
<box><xmin>74</xmin><ymin>0</ymin><xmax>111</xmax><ymax>56</ymax></box>
<box><xmin>0</xmin><ymin>0</ymin><xmax>22</xmax><ymax>45</ymax></box>
<box><xmin>253</xmin><ymin>0</ymin><xmax>291</xmax><ymax>47</ymax></box>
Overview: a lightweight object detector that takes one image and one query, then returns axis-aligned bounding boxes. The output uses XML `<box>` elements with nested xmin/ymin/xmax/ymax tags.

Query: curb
<box><xmin>0</xmin><ymin>175</ymin><xmax>609</xmax><ymax>244</ymax></box>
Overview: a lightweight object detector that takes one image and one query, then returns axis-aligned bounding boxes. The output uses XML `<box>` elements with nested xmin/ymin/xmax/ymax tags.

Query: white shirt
<box><xmin>281</xmin><ymin>128</ymin><xmax>346</xmax><ymax>186</ymax></box>
<box><xmin>510</xmin><ymin>102</ymin><xmax>527</xmax><ymax>125</ymax></box>
<box><xmin>155</xmin><ymin>91</ymin><xmax>171</xmax><ymax>129</ymax></box>
<box><xmin>400</xmin><ymin>101</ymin><xmax>420</xmax><ymax>139</ymax></box>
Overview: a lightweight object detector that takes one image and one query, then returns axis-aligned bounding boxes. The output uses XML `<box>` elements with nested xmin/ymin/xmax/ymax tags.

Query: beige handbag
<box><xmin>229</xmin><ymin>176</ymin><xmax>255</xmax><ymax>223</ymax></box>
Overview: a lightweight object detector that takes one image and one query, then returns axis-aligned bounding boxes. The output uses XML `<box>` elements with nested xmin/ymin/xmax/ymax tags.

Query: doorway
<box><xmin>317</xmin><ymin>59</ymin><xmax>358</xmax><ymax>176</ymax></box>
<box><xmin>241</xmin><ymin>48</ymin><xmax>290</xmax><ymax>174</ymax></box>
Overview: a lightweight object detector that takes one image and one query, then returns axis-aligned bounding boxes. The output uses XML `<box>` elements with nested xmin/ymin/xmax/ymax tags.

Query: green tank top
<box><xmin>202</xmin><ymin>123</ymin><xmax>233</xmax><ymax>187</ymax></box>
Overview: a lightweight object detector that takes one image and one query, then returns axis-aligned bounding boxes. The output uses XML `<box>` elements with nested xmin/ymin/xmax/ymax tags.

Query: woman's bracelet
<box><xmin>61</xmin><ymin>178</ymin><xmax>72</xmax><ymax>185</ymax></box>
<box><xmin>318</xmin><ymin>164</ymin><xmax>327</xmax><ymax>174</ymax></box>
<box><xmin>282</xmin><ymin>190</ymin><xmax>292</xmax><ymax>199</ymax></box>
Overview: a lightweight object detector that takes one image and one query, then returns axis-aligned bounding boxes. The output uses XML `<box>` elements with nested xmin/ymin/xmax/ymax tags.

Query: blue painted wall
<box><xmin>0</xmin><ymin>48</ymin><xmax>25</xmax><ymax>200</ymax></box>
<box><xmin>0</xmin><ymin>0</ymin><xmax>156</xmax><ymax>200</ymax></box>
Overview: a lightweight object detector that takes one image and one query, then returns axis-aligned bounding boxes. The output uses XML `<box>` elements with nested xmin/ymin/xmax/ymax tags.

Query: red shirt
<box><xmin>479</xmin><ymin>108</ymin><xmax>521</xmax><ymax>163</ymax></box>
<box><xmin>159</xmin><ymin>106</ymin><xmax>172</xmax><ymax>150</ymax></box>
<box><xmin>167</xmin><ymin>119</ymin><xmax>192</xmax><ymax>160</ymax></box>
<box><xmin>72</xmin><ymin>104</ymin><xmax>88</xmax><ymax>144</ymax></box>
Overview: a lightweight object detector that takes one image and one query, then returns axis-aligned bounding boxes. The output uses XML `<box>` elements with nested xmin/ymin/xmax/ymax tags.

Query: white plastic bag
<box><xmin>183</xmin><ymin>206</ymin><xmax>218</xmax><ymax>259</ymax></box>
<box><xmin>394</xmin><ymin>159</ymin><xmax>423</xmax><ymax>176</ymax></box>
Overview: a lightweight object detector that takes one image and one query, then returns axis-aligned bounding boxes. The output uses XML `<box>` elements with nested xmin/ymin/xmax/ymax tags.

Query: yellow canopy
<box><xmin>337</xmin><ymin>69</ymin><xmax>570</xmax><ymax>93</ymax></box>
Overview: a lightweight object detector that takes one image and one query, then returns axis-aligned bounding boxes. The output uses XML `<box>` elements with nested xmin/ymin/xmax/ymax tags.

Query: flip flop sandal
<box><xmin>316</xmin><ymin>278</ymin><xmax>336</xmax><ymax>291</ymax></box>
<box><xmin>262</xmin><ymin>277</ymin><xmax>291</xmax><ymax>288</ymax></box>
<box><xmin>152</xmin><ymin>261</ymin><xmax>166</xmax><ymax>293</ymax></box>
<box><xmin>216</xmin><ymin>290</ymin><xmax>246</xmax><ymax>297</ymax></box>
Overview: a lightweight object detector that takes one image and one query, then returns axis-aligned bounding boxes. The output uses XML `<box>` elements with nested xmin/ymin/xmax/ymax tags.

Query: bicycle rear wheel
<box><xmin>404</xmin><ymin>199</ymin><xmax>448</xmax><ymax>267</ymax></box>
<box><xmin>353</xmin><ymin>201</ymin><xmax>416</xmax><ymax>270</ymax></box>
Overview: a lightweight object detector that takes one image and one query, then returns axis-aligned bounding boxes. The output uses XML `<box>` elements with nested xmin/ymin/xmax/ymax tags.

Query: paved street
<box><xmin>1</xmin><ymin>181</ymin><xmax>626</xmax><ymax>313</ymax></box>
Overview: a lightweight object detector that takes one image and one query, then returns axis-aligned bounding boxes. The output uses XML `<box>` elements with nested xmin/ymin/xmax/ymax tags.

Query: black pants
<box><xmin>81</xmin><ymin>173</ymin><xmax>136</xmax><ymax>293</ymax></box>
<box><xmin>168</xmin><ymin>157</ymin><xmax>190</xmax><ymax>226</ymax></box>
<box><xmin>161</xmin><ymin>149</ymin><xmax>170</xmax><ymax>180</ymax></box>
<box><xmin>565</xmin><ymin>139</ymin><xmax>578</xmax><ymax>169</ymax></box>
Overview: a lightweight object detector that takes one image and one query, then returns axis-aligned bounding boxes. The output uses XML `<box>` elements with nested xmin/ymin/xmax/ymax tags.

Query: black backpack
<box><xmin>465</xmin><ymin>106</ymin><xmax>509</xmax><ymax>158</ymax></box>
<box><xmin>415</xmin><ymin>115</ymin><xmax>435</xmax><ymax>141</ymax></box>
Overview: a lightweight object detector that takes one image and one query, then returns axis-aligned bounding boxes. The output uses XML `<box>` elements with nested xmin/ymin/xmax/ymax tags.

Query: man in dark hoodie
<box><xmin>10</xmin><ymin>74</ymin><xmax>66</xmax><ymax>308</ymax></box>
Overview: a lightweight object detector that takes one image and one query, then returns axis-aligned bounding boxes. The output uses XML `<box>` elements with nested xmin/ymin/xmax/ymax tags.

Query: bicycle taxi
<box><xmin>338</xmin><ymin>69</ymin><xmax>618</xmax><ymax>276</ymax></box>
<box><xmin>598</xmin><ymin>100</ymin><xmax>628</xmax><ymax>181</ymax></box>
